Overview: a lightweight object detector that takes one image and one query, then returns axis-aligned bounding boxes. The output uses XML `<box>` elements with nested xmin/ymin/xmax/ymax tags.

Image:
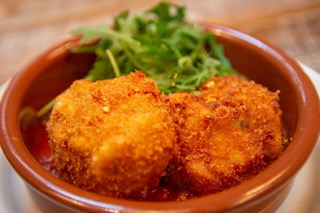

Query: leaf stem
<box><xmin>106</xmin><ymin>49</ymin><xmax>121</xmax><ymax>78</ymax></box>
<box><xmin>36</xmin><ymin>99</ymin><xmax>55</xmax><ymax>118</ymax></box>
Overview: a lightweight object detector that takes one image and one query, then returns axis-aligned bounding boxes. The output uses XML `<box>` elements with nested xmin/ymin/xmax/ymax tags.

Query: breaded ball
<box><xmin>167</xmin><ymin>75</ymin><xmax>287</xmax><ymax>196</ymax></box>
<box><xmin>46</xmin><ymin>71</ymin><xmax>176</xmax><ymax>199</ymax></box>
<box><xmin>200</xmin><ymin>75</ymin><xmax>287</xmax><ymax>161</ymax></box>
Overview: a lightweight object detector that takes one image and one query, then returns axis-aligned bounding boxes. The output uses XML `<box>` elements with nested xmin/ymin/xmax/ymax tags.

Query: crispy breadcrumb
<box><xmin>47</xmin><ymin>72</ymin><xmax>288</xmax><ymax>199</ymax></box>
<box><xmin>47</xmin><ymin>71</ymin><xmax>176</xmax><ymax>199</ymax></box>
<box><xmin>167</xmin><ymin>75</ymin><xmax>287</xmax><ymax>195</ymax></box>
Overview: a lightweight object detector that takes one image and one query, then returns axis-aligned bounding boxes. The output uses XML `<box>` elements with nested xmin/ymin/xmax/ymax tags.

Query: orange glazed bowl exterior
<box><xmin>0</xmin><ymin>23</ymin><xmax>319</xmax><ymax>213</ymax></box>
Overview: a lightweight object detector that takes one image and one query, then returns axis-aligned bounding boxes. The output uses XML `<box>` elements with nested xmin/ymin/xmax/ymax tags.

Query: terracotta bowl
<box><xmin>0</xmin><ymin>23</ymin><xmax>319</xmax><ymax>213</ymax></box>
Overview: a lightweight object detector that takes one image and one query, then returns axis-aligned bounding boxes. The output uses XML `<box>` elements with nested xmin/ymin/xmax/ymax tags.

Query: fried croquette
<box><xmin>46</xmin><ymin>71</ymin><xmax>177</xmax><ymax>199</ymax></box>
<box><xmin>201</xmin><ymin>75</ymin><xmax>287</xmax><ymax>161</ymax></box>
<box><xmin>47</xmin><ymin>71</ymin><xmax>288</xmax><ymax>200</ymax></box>
<box><xmin>167</xmin><ymin>75</ymin><xmax>287</xmax><ymax>196</ymax></box>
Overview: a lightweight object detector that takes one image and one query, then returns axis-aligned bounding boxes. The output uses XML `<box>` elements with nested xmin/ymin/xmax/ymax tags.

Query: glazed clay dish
<box><xmin>0</xmin><ymin>23</ymin><xmax>319</xmax><ymax>213</ymax></box>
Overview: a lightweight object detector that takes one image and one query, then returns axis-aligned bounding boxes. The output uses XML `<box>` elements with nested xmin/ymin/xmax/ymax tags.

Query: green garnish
<box><xmin>36</xmin><ymin>2</ymin><xmax>235</xmax><ymax>117</ymax></box>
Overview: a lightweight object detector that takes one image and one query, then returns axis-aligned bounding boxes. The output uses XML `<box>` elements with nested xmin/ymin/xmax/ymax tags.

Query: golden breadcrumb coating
<box><xmin>167</xmin><ymin>75</ymin><xmax>287</xmax><ymax>195</ymax></box>
<box><xmin>46</xmin><ymin>71</ymin><xmax>176</xmax><ymax>199</ymax></box>
<box><xmin>46</xmin><ymin>72</ymin><xmax>288</xmax><ymax>199</ymax></box>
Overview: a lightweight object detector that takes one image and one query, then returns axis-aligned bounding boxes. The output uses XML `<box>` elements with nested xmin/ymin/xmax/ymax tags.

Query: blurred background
<box><xmin>0</xmin><ymin>0</ymin><xmax>319</xmax><ymax>84</ymax></box>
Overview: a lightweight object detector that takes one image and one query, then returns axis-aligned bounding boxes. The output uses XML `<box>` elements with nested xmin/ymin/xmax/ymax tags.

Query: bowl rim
<box><xmin>0</xmin><ymin>23</ymin><xmax>319</xmax><ymax>212</ymax></box>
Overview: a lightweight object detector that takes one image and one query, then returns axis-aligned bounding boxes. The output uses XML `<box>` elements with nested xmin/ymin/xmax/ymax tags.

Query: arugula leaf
<box><xmin>36</xmin><ymin>2</ymin><xmax>236</xmax><ymax>117</ymax></box>
<box><xmin>71</xmin><ymin>1</ymin><xmax>236</xmax><ymax>93</ymax></box>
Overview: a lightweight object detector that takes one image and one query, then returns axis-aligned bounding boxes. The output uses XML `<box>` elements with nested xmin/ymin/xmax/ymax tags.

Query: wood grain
<box><xmin>0</xmin><ymin>0</ymin><xmax>319</xmax><ymax>84</ymax></box>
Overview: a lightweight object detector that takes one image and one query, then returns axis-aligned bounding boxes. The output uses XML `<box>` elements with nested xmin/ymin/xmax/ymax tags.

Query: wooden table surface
<box><xmin>1</xmin><ymin>0</ymin><xmax>320</xmax><ymax>85</ymax></box>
